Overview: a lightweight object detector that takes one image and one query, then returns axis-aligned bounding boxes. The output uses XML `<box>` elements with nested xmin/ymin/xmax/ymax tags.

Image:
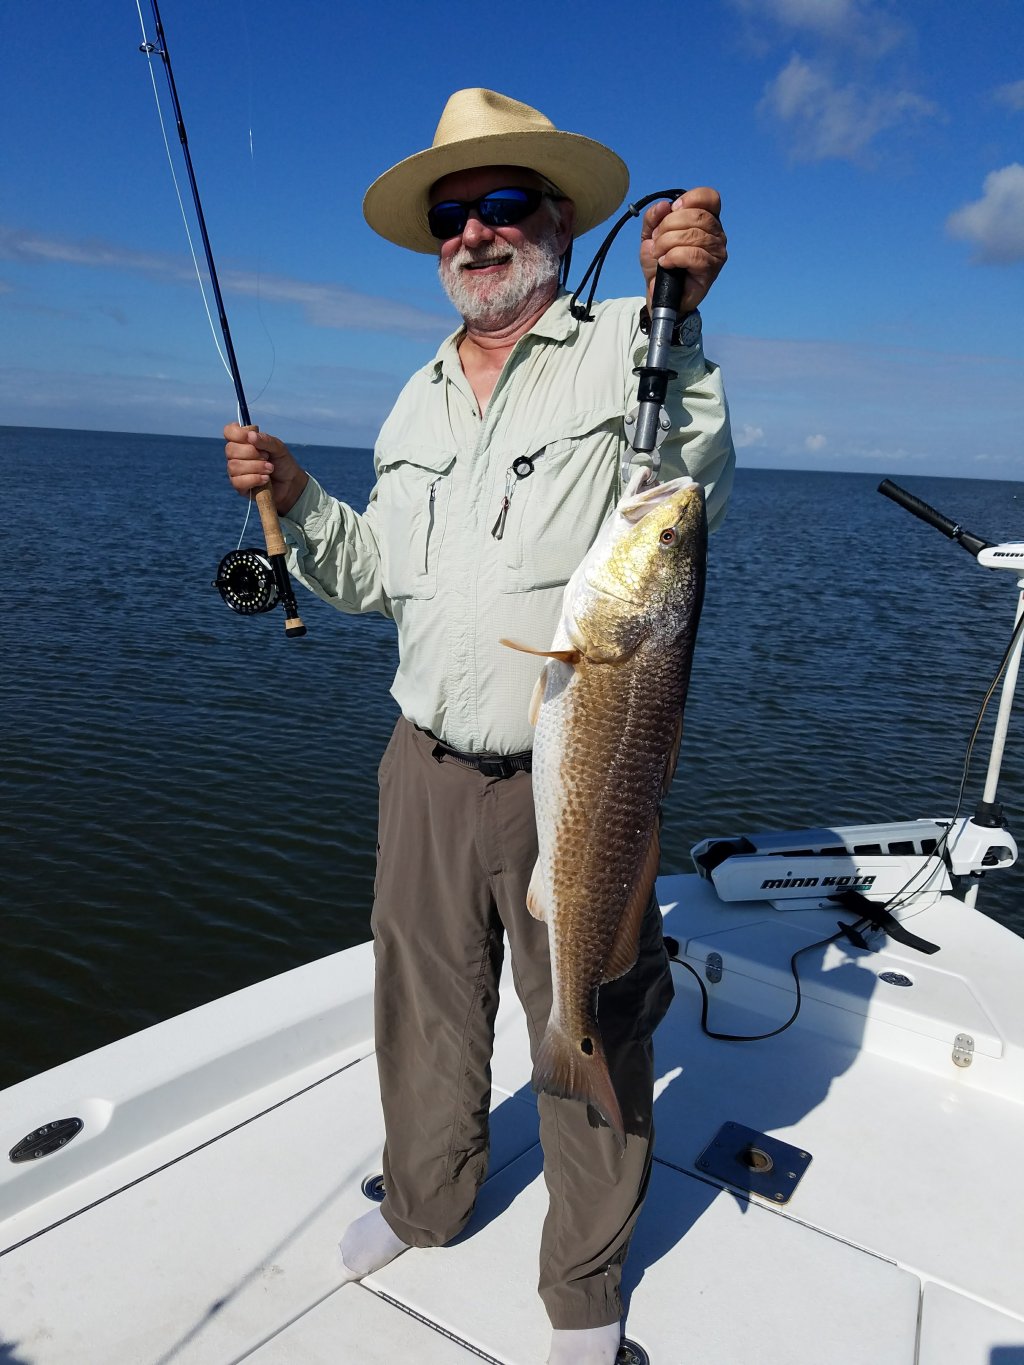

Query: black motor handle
<box><xmin>878</xmin><ymin>478</ymin><xmax>991</xmax><ymax>558</ymax></box>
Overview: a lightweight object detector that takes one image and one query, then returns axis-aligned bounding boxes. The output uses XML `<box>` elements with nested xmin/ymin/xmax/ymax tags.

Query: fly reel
<box><xmin>213</xmin><ymin>548</ymin><xmax>279</xmax><ymax>615</ymax></box>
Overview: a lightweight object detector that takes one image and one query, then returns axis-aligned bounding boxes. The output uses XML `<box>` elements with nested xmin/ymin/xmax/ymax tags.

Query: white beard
<box><xmin>438</xmin><ymin>231</ymin><xmax>562</xmax><ymax>328</ymax></box>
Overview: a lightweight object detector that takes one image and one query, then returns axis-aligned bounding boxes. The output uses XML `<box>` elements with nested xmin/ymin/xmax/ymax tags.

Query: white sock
<box><xmin>548</xmin><ymin>1323</ymin><xmax>621</xmax><ymax>1365</ymax></box>
<box><xmin>338</xmin><ymin>1206</ymin><xmax>410</xmax><ymax>1280</ymax></box>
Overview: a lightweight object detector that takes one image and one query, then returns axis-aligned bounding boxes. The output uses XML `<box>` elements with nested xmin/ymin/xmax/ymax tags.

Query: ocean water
<box><xmin>2</xmin><ymin>424</ymin><xmax>1023</xmax><ymax>1090</ymax></box>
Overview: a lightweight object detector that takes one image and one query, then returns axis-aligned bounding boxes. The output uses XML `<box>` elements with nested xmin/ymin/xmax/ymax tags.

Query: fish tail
<box><xmin>532</xmin><ymin>1020</ymin><xmax>625</xmax><ymax>1147</ymax></box>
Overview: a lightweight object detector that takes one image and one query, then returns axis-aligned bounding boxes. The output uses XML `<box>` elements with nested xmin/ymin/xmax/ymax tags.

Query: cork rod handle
<box><xmin>243</xmin><ymin>425</ymin><xmax>306</xmax><ymax>636</ymax></box>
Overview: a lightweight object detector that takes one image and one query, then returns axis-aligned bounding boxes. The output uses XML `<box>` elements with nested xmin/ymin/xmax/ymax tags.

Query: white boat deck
<box><xmin>3</xmin><ymin>874</ymin><xmax>1024</xmax><ymax>1364</ymax></box>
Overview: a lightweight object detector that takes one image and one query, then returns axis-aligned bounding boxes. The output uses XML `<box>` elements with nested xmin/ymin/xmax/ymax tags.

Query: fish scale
<box><xmin>508</xmin><ymin>472</ymin><xmax>707</xmax><ymax>1143</ymax></box>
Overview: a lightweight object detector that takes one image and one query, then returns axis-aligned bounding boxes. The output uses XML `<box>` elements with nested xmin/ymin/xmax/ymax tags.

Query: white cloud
<box><xmin>0</xmin><ymin>227</ymin><xmax>451</xmax><ymax>340</ymax></box>
<box><xmin>0</xmin><ymin>228</ymin><xmax>178</xmax><ymax>277</ymax></box>
<box><xmin>735</xmin><ymin>423</ymin><xmax>766</xmax><ymax>448</ymax></box>
<box><xmin>805</xmin><ymin>433</ymin><xmax>828</xmax><ymax>451</ymax></box>
<box><xmin>706</xmin><ymin>329</ymin><xmax>1024</xmax><ymax>475</ymax></box>
<box><xmin>728</xmin><ymin>0</ymin><xmax>903</xmax><ymax>51</ymax></box>
<box><xmin>736</xmin><ymin>0</ymin><xmax>859</xmax><ymax>34</ymax></box>
<box><xmin>760</xmin><ymin>54</ymin><xmax>936</xmax><ymax>162</ymax></box>
<box><xmin>972</xmin><ymin>451</ymin><xmax>1017</xmax><ymax>467</ymax></box>
<box><xmin>733</xmin><ymin>0</ymin><xmax>932</xmax><ymax>160</ymax></box>
<box><xmin>946</xmin><ymin>165</ymin><xmax>1024</xmax><ymax>264</ymax></box>
<box><xmin>0</xmin><ymin>360</ymin><xmax>404</xmax><ymax>447</ymax></box>
<box><xmin>994</xmin><ymin>80</ymin><xmax>1024</xmax><ymax>112</ymax></box>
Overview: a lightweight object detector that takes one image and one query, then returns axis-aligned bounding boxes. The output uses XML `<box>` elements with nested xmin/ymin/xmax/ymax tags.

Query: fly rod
<box><xmin>139</xmin><ymin>0</ymin><xmax>306</xmax><ymax>637</ymax></box>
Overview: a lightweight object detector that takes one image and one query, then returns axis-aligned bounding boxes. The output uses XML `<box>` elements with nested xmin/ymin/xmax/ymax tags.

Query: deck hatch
<box><xmin>696</xmin><ymin>1121</ymin><xmax>811</xmax><ymax>1203</ymax></box>
<box><xmin>9</xmin><ymin>1117</ymin><xmax>84</xmax><ymax>1163</ymax></box>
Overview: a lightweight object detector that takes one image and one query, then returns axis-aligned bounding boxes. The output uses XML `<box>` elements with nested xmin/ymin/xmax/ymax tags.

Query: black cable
<box><xmin>663</xmin><ymin>923</ymin><xmax>865</xmax><ymax>1043</ymax></box>
<box><xmin>956</xmin><ymin>606</ymin><xmax>1024</xmax><ymax>812</ymax></box>
<box><xmin>667</xmin><ymin>567</ymin><xmax>1024</xmax><ymax>1044</ymax></box>
<box><xmin>883</xmin><ymin>605</ymin><xmax>1024</xmax><ymax>916</ymax></box>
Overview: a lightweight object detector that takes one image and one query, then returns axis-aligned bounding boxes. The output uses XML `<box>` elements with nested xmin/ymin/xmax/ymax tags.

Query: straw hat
<box><xmin>363</xmin><ymin>88</ymin><xmax>629</xmax><ymax>253</ymax></box>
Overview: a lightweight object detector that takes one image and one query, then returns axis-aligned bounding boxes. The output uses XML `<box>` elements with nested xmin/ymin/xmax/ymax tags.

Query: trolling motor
<box><xmin>695</xmin><ymin>481</ymin><xmax>1023</xmax><ymax>914</ymax></box>
<box><xmin>878</xmin><ymin>479</ymin><xmax>1024</xmax><ymax>904</ymax></box>
<box><xmin>139</xmin><ymin>0</ymin><xmax>305</xmax><ymax>638</ymax></box>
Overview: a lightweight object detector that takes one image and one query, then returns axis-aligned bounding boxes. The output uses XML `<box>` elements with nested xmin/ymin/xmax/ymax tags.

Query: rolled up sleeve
<box><xmin>280</xmin><ymin>475</ymin><xmax>391</xmax><ymax>618</ymax></box>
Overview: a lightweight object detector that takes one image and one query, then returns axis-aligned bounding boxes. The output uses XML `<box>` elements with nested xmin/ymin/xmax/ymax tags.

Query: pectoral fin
<box><xmin>601</xmin><ymin>821</ymin><xmax>661</xmax><ymax>983</ymax></box>
<box><xmin>500</xmin><ymin>638</ymin><xmax>582</xmax><ymax>665</ymax></box>
<box><xmin>526</xmin><ymin>859</ymin><xmax>547</xmax><ymax>921</ymax></box>
<box><xmin>528</xmin><ymin>664</ymin><xmax>548</xmax><ymax>727</ymax></box>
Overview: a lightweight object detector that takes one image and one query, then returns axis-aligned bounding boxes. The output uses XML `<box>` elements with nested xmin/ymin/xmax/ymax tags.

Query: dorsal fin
<box><xmin>662</xmin><ymin>713</ymin><xmax>684</xmax><ymax>796</ymax></box>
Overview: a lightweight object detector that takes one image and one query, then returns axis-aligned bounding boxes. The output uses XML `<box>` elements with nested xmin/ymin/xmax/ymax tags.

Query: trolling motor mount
<box><xmin>214</xmin><ymin>548</ymin><xmax>280</xmax><ymax>615</ymax></box>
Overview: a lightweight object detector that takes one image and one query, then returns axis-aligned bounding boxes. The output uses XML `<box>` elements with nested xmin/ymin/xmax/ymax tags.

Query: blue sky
<box><xmin>2</xmin><ymin>0</ymin><xmax>1022</xmax><ymax>477</ymax></box>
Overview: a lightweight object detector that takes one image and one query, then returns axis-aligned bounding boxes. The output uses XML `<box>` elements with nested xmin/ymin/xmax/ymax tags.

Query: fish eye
<box><xmin>659</xmin><ymin>527</ymin><xmax>678</xmax><ymax>547</ymax></box>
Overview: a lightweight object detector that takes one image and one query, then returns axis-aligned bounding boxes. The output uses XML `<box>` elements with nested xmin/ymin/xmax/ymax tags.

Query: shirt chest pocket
<box><xmin>374</xmin><ymin>450</ymin><xmax>456</xmax><ymax>601</ymax></box>
<box><xmin>500</xmin><ymin>431</ymin><xmax>620</xmax><ymax>593</ymax></box>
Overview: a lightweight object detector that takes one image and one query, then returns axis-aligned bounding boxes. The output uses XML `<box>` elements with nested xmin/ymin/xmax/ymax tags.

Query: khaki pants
<box><xmin>371</xmin><ymin>717</ymin><xmax>674</xmax><ymax>1330</ymax></box>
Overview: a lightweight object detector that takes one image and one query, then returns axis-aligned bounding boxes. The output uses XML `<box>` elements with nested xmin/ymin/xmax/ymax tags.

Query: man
<box><xmin>224</xmin><ymin>88</ymin><xmax>734</xmax><ymax>1365</ymax></box>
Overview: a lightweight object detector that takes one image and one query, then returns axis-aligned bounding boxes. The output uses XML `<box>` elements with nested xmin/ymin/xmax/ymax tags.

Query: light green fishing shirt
<box><xmin>281</xmin><ymin>290</ymin><xmax>735</xmax><ymax>754</ymax></box>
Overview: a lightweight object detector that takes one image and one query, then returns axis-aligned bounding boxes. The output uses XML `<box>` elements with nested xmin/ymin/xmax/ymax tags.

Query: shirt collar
<box><xmin>427</xmin><ymin>289</ymin><xmax>579</xmax><ymax>382</ymax></box>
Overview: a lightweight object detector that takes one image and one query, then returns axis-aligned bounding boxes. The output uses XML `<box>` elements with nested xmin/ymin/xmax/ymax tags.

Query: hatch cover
<box><xmin>696</xmin><ymin>1122</ymin><xmax>812</xmax><ymax>1203</ymax></box>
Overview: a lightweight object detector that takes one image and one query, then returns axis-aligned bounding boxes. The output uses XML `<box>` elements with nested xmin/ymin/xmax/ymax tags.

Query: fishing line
<box><xmin>236</xmin><ymin>0</ymin><xmax>277</xmax><ymax>409</ymax></box>
<box><xmin>137</xmin><ymin>0</ymin><xmax>257</xmax><ymax>550</ymax></box>
<box><xmin>235</xmin><ymin>486</ymin><xmax>255</xmax><ymax>551</ymax></box>
<box><xmin>135</xmin><ymin>0</ymin><xmax>306</xmax><ymax>635</ymax></box>
<box><xmin>134</xmin><ymin>0</ymin><xmax>237</xmax><ymax>407</ymax></box>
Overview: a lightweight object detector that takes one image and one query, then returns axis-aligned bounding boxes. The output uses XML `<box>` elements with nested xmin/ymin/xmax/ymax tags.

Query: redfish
<box><xmin>504</xmin><ymin>472</ymin><xmax>707</xmax><ymax>1143</ymax></box>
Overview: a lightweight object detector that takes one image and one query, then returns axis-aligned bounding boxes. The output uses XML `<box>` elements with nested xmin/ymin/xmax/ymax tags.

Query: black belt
<box><xmin>429</xmin><ymin>739</ymin><xmax>532</xmax><ymax>779</ymax></box>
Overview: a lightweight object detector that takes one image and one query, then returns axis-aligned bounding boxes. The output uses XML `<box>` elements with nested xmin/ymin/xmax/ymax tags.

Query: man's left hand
<box><xmin>639</xmin><ymin>188</ymin><xmax>728</xmax><ymax>315</ymax></box>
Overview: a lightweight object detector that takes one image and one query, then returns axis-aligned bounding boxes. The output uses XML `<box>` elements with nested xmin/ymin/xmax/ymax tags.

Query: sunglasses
<box><xmin>427</xmin><ymin>187</ymin><xmax>546</xmax><ymax>241</ymax></box>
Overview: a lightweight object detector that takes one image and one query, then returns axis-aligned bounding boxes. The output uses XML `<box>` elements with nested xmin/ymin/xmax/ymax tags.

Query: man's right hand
<box><xmin>223</xmin><ymin>423</ymin><xmax>309</xmax><ymax>517</ymax></box>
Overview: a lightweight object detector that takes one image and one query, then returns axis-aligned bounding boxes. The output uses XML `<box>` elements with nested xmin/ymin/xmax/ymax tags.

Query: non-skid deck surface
<box><xmin>0</xmin><ymin>1054</ymin><xmax>537</xmax><ymax>1365</ymax></box>
<box><xmin>0</xmin><ymin>1044</ymin><xmax>920</xmax><ymax>1365</ymax></box>
<box><xmin>4</xmin><ymin>880</ymin><xmax>1024</xmax><ymax>1364</ymax></box>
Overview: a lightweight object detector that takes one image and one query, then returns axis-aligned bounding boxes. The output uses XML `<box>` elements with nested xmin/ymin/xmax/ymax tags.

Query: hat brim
<box><xmin>363</xmin><ymin>129</ymin><xmax>629</xmax><ymax>253</ymax></box>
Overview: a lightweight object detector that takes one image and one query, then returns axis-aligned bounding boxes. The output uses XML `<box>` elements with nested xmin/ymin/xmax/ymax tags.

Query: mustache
<box><xmin>448</xmin><ymin>244</ymin><xmax>515</xmax><ymax>270</ymax></box>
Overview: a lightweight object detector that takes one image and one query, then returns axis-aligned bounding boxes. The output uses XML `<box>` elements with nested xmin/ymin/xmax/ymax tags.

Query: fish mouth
<box><xmin>581</xmin><ymin>576</ymin><xmax>643</xmax><ymax>606</ymax></box>
<box><xmin>582</xmin><ymin>495</ymin><xmax>696</xmax><ymax>603</ymax></box>
<box><xmin>620</xmin><ymin>474</ymin><xmax>699</xmax><ymax>523</ymax></box>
